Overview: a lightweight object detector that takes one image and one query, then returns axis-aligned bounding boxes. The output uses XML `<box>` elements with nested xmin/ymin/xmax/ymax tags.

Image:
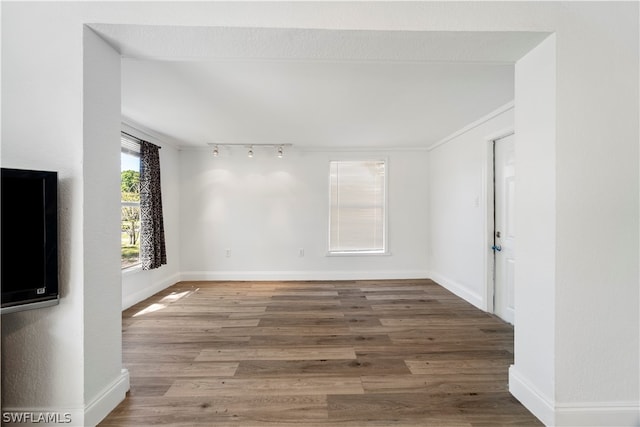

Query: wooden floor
<box><xmin>99</xmin><ymin>279</ymin><xmax>541</xmax><ymax>426</ymax></box>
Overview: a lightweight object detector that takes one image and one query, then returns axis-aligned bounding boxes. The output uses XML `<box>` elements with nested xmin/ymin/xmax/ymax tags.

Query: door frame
<box><xmin>483</xmin><ymin>128</ymin><xmax>514</xmax><ymax>316</ymax></box>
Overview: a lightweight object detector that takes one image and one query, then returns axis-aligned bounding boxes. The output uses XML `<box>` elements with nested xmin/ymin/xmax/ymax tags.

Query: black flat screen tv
<box><xmin>1</xmin><ymin>168</ymin><xmax>59</xmax><ymax>314</ymax></box>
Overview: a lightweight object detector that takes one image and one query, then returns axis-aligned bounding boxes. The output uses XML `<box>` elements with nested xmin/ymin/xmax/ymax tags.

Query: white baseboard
<box><xmin>509</xmin><ymin>365</ymin><xmax>555</xmax><ymax>426</ymax></box>
<box><xmin>555</xmin><ymin>401</ymin><xmax>640</xmax><ymax>427</ymax></box>
<box><xmin>122</xmin><ymin>272</ymin><xmax>181</xmax><ymax>310</ymax></box>
<box><xmin>509</xmin><ymin>366</ymin><xmax>640</xmax><ymax>427</ymax></box>
<box><xmin>428</xmin><ymin>271</ymin><xmax>484</xmax><ymax>310</ymax></box>
<box><xmin>84</xmin><ymin>369</ymin><xmax>130</xmax><ymax>427</ymax></box>
<box><xmin>1</xmin><ymin>369</ymin><xmax>129</xmax><ymax>427</ymax></box>
<box><xmin>122</xmin><ymin>269</ymin><xmax>428</xmax><ymax>310</ymax></box>
<box><xmin>180</xmin><ymin>270</ymin><xmax>430</xmax><ymax>282</ymax></box>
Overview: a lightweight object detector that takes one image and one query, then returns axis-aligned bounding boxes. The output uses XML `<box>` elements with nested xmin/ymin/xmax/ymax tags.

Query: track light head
<box><xmin>209</xmin><ymin>143</ymin><xmax>292</xmax><ymax>157</ymax></box>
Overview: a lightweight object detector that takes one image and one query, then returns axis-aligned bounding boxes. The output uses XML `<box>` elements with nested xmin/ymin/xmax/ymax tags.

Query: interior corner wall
<box><xmin>120</xmin><ymin>125</ymin><xmax>181</xmax><ymax>311</ymax></box>
<box><xmin>509</xmin><ymin>33</ymin><xmax>557</xmax><ymax>425</ymax></box>
<box><xmin>178</xmin><ymin>149</ymin><xmax>429</xmax><ymax>281</ymax></box>
<box><xmin>552</xmin><ymin>2</ymin><xmax>639</xmax><ymax>421</ymax></box>
<box><xmin>82</xmin><ymin>27</ymin><xmax>129</xmax><ymax>425</ymax></box>
<box><xmin>1</xmin><ymin>4</ymin><xmax>131</xmax><ymax>426</ymax></box>
<box><xmin>427</xmin><ymin>105</ymin><xmax>514</xmax><ymax>310</ymax></box>
<box><xmin>511</xmin><ymin>3</ymin><xmax>640</xmax><ymax>424</ymax></box>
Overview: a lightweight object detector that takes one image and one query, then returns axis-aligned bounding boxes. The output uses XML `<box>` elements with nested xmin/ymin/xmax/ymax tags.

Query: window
<box><xmin>329</xmin><ymin>160</ymin><xmax>386</xmax><ymax>254</ymax></box>
<box><xmin>121</xmin><ymin>134</ymin><xmax>141</xmax><ymax>269</ymax></box>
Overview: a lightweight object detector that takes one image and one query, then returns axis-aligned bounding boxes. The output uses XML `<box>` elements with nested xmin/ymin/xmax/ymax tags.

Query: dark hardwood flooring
<box><xmin>99</xmin><ymin>279</ymin><xmax>542</xmax><ymax>426</ymax></box>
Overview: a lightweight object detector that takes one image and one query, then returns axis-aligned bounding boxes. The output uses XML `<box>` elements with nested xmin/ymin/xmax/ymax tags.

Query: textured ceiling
<box><xmin>122</xmin><ymin>59</ymin><xmax>514</xmax><ymax>148</ymax></box>
<box><xmin>92</xmin><ymin>25</ymin><xmax>548</xmax><ymax>148</ymax></box>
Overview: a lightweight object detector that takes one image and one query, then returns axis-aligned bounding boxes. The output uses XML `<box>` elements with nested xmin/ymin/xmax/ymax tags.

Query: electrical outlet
<box><xmin>298</xmin><ymin>248</ymin><xmax>304</xmax><ymax>257</ymax></box>
<box><xmin>225</xmin><ymin>248</ymin><xmax>231</xmax><ymax>258</ymax></box>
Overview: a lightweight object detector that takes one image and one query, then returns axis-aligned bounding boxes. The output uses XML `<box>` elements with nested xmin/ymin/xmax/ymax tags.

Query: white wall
<box><xmin>512</xmin><ymin>6</ymin><xmax>640</xmax><ymax>425</ymax></box>
<box><xmin>82</xmin><ymin>28</ymin><xmax>129</xmax><ymax>425</ymax></box>
<box><xmin>179</xmin><ymin>148</ymin><xmax>429</xmax><ymax>280</ymax></box>
<box><xmin>2</xmin><ymin>5</ymin><xmax>90</xmax><ymax>423</ymax></box>
<box><xmin>552</xmin><ymin>2</ymin><xmax>638</xmax><ymax>419</ymax></box>
<box><xmin>1</xmin><ymin>8</ymin><xmax>128</xmax><ymax>424</ymax></box>
<box><xmin>120</xmin><ymin>124</ymin><xmax>181</xmax><ymax>310</ymax></box>
<box><xmin>510</xmin><ymin>34</ymin><xmax>557</xmax><ymax>424</ymax></box>
<box><xmin>428</xmin><ymin>104</ymin><xmax>514</xmax><ymax>309</ymax></box>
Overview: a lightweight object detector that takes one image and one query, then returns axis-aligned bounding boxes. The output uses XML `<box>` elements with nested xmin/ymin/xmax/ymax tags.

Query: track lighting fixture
<box><xmin>207</xmin><ymin>143</ymin><xmax>293</xmax><ymax>158</ymax></box>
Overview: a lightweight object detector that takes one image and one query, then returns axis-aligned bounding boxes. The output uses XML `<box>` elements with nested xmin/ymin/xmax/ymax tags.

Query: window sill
<box><xmin>326</xmin><ymin>251</ymin><xmax>391</xmax><ymax>257</ymax></box>
<box><xmin>122</xmin><ymin>264</ymin><xmax>142</xmax><ymax>276</ymax></box>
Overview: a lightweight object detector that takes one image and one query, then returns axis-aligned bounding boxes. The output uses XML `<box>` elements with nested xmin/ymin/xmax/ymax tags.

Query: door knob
<box><xmin>492</xmin><ymin>245</ymin><xmax>502</xmax><ymax>252</ymax></box>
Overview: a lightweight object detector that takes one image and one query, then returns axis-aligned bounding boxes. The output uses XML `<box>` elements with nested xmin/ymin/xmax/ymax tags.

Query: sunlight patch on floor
<box><xmin>133</xmin><ymin>289</ymin><xmax>196</xmax><ymax>317</ymax></box>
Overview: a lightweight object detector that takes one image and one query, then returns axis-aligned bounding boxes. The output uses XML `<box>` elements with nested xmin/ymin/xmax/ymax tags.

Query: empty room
<box><xmin>1</xmin><ymin>2</ymin><xmax>638</xmax><ymax>427</ymax></box>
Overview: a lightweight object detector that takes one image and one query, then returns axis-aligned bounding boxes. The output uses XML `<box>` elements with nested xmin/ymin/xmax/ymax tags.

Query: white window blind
<box><xmin>329</xmin><ymin>160</ymin><xmax>386</xmax><ymax>254</ymax></box>
<box><xmin>121</xmin><ymin>133</ymin><xmax>141</xmax><ymax>155</ymax></box>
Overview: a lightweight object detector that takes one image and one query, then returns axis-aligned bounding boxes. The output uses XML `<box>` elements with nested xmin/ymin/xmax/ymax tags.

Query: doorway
<box><xmin>492</xmin><ymin>132</ymin><xmax>515</xmax><ymax>324</ymax></box>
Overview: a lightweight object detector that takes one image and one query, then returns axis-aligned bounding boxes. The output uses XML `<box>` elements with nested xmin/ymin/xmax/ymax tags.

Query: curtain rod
<box><xmin>122</xmin><ymin>131</ymin><xmax>162</xmax><ymax>149</ymax></box>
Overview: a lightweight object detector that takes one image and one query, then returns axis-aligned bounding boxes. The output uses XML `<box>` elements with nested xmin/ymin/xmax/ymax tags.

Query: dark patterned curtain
<box><xmin>140</xmin><ymin>141</ymin><xmax>167</xmax><ymax>270</ymax></box>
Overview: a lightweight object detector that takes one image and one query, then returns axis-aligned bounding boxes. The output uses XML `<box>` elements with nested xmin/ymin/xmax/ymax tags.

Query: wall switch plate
<box><xmin>225</xmin><ymin>248</ymin><xmax>231</xmax><ymax>257</ymax></box>
<box><xmin>298</xmin><ymin>248</ymin><xmax>304</xmax><ymax>257</ymax></box>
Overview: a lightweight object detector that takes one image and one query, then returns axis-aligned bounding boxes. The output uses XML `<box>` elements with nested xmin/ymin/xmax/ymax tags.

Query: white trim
<box><xmin>121</xmin><ymin>118</ymin><xmax>182</xmax><ymax>150</ymax></box>
<box><xmin>509</xmin><ymin>365</ymin><xmax>555</xmax><ymax>426</ymax></box>
<box><xmin>84</xmin><ymin>369</ymin><xmax>130</xmax><ymax>427</ymax></box>
<box><xmin>180</xmin><ymin>270</ymin><xmax>430</xmax><ymax>282</ymax></box>
<box><xmin>482</xmin><ymin>138</ymin><xmax>495</xmax><ymax>314</ymax></box>
<box><xmin>427</xmin><ymin>101</ymin><xmax>515</xmax><ymax>151</ymax></box>
<box><xmin>302</xmin><ymin>145</ymin><xmax>428</xmax><ymax>153</ymax></box>
<box><xmin>427</xmin><ymin>271</ymin><xmax>485</xmax><ymax>310</ymax></box>
<box><xmin>555</xmin><ymin>401</ymin><xmax>640</xmax><ymax>427</ymax></box>
<box><xmin>121</xmin><ymin>264</ymin><xmax>142</xmax><ymax>276</ymax></box>
<box><xmin>0</xmin><ymin>369</ymin><xmax>129</xmax><ymax>427</ymax></box>
<box><xmin>180</xmin><ymin>145</ymin><xmax>429</xmax><ymax>153</ymax></box>
<box><xmin>326</xmin><ymin>251</ymin><xmax>391</xmax><ymax>257</ymax></box>
<box><xmin>484</xmin><ymin>128</ymin><xmax>515</xmax><ymax>320</ymax></box>
<box><xmin>509</xmin><ymin>366</ymin><xmax>640</xmax><ymax>427</ymax></box>
<box><xmin>485</xmin><ymin>127</ymin><xmax>515</xmax><ymax>144</ymax></box>
<box><xmin>122</xmin><ymin>272</ymin><xmax>181</xmax><ymax>310</ymax></box>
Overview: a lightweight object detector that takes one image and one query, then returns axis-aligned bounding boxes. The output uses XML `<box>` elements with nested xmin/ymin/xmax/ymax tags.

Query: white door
<box><xmin>494</xmin><ymin>133</ymin><xmax>515</xmax><ymax>324</ymax></box>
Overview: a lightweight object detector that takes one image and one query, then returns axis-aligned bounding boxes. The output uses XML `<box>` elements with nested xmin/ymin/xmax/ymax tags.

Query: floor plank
<box><xmin>196</xmin><ymin>347</ymin><xmax>357</xmax><ymax>361</ymax></box>
<box><xmin>99</xmin><ymin>279</ymin><xmax>542</xmax><ymax>426</ymax></box>
<box><xmin>165</xmin><ymin>377</ymin><xmax>365</xmax><ymax>397</ymax></box>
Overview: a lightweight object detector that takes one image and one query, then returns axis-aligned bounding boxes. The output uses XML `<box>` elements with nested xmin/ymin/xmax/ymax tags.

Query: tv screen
<box><xmin>1</xmin><ymin>168</ymin><xmax>59</xmax><ymax>313</ymax></box>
